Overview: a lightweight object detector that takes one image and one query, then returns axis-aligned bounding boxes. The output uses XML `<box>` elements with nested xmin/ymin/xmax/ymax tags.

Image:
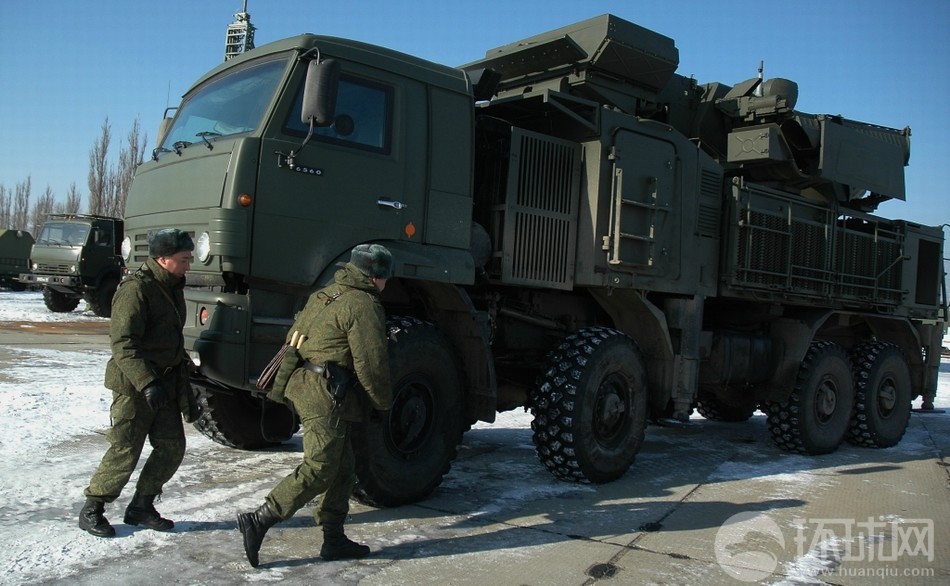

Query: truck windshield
<box><xmin>160</xmin><ymin>56</ymin><xmax>288</xmax><ymax>149</ymax></box>
<box><xmin>38</xmin><ymin>223</ymin><xmax>90</xmax><ymax>246</ymax></box>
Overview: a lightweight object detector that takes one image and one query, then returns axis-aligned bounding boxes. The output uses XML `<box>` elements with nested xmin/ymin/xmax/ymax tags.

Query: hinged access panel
<box><xmin>493</xmin><ymin>129</ymin><xmax>581</xmax><ymax>290</ymax></box>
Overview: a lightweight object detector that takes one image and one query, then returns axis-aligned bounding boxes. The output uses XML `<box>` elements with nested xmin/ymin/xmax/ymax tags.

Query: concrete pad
<box><xmin>2</xmin><ymin>301</ymin><xmax>948</xmax><ymax>585</ymax></box>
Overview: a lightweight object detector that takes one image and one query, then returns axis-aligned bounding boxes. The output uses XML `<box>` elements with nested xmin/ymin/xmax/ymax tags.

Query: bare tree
<box><xmin>88</xmin><ymin>118</ymin><xmax>111</xmax><ymax>215</ymax></box>
<box><xmin>31</xmin><ymin>185</ymin><xmax>55</xmax><ymax>234</ymax></box>
<box><xmin>64</xmin><ymin>182</ymin><xmax>82</xmax><ymax>214</ymax></box>
<box><xmin>103</xmin><ymin>169</ymin><xmax>119</xmax><ymax>218</ymax></box>
<box><xmin>0</xmin><ymin>184</ymin><xmax>10</xmax><ymax>228</ymax></box>
<box><xmin>13</xmin><ymin>177</ymin><xmax>31</xmax><ymax>232</ymax></box>
<box><xmin>109</xmin><ymin>118</ymin><xmax>146</xmax><ymax>217</ymax></box>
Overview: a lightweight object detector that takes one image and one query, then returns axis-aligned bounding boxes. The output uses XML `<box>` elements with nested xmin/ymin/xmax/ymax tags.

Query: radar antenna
<box><xmin>224</xmin><ymin>1</ymin><xmax>256</xmax><ymax>61</ymax></box>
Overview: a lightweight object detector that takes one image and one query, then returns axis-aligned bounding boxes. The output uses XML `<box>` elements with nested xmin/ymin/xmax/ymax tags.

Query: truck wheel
<box><xmin>192</xmin><ymin>384</ymin><xmax>299</xmax><ymax>449</ymax></box>
<box><xmin>696</xmin><ymin>395</ymin><xmax>757</xmax><ymax>422</ymax></box>
<box><xmin>848</xmin><ymin>342</ymin><xmax>912</xmax><ymax>448</ymax></box>
<box><xmin>42</xmin><ymin>287</ymin><xmax>80</xmax><ymax>313</ymax></box>
<box><xmin>766</xmin><ymin>340</ymin><xmax>854</xmax><ymax>454</ymax></box>
<box><xmin>531</xmin><ymin>327</ymin><xmax>648</xmax><ymax>483</ymax></box>
<box><xmin>86</xmin><ymin>277</ymin><xmax>119</xmax><ymax>318</ymax></box>
<box><xmin>353</xmin><ymin>317</ymin><xmax>465</xmax><ymax>506</ymax></box>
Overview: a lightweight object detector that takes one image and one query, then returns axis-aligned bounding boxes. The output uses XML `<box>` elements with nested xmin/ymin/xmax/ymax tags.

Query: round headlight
<box><xmin>121</xmin><ymin>236</ymin><xmax>132</xmax><ymax>263</ymax></box>
<box><xmin>196</xmin><ymin>232</ymin><xmax>211</xmax><ymax>263</ymax></box>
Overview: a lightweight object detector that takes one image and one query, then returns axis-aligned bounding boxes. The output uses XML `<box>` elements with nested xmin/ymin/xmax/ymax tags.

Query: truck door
<box><xmin>255</xmin><ymin>66</ymin><xmax>428</xmax><ymax>286</ymax></box>
<box><xmin>606</xmin><ymin>130</ymin><xmax>681</xmax><ymax>282</ymax></box>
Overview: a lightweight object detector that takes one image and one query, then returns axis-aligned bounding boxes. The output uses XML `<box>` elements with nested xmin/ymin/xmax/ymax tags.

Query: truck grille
<box><xmin>34</xmin><ymin>262</ymin><xmax>73</xmax><ymax>275</ymax></box>
<box><xmin>129</xmin><ymin>232</ymin><xmax>151</xmax><ymax>265</ymax></box>
<box><xmin>729</xmin><ymin>185</ymin><xmax>903</xmax><ymax>305</ymax></box>
<box><xmin>697</xmin><ymin>169</ymin><xmax>723</xmax><ymax>239</ymax></box>
<box><xmin>496</xmin><ymin>129</ymin><xmax>581</xmax><ymax>290</ymax></box>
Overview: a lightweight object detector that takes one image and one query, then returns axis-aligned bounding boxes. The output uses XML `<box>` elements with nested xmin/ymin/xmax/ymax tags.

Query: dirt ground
<box><xmin>0</xmin><ymin>320</ymin><xmax>110</xmax><ymax>334</ymax></box>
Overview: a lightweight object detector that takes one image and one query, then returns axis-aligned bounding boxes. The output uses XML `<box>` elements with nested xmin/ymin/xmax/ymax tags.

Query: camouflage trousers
<box><xmin>83</xmin><ymin>391</ymin><xmax>185</xmax><ymax>502</ymax></box>
<box><xmin>265</xmin><ymin>409</ymin><xmax>355</xmax><ymax>527</ymax></box>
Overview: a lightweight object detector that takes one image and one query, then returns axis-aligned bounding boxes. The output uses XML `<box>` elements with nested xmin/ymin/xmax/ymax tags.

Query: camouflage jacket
<box><xmin>104</xmin><ymin>257</ymin><xmax>187</xmax><ymax>397</ymax></box>
<box><xmin>284</xmin><ymin>262</ymin><xmax>393</xmax><ymax>421</ymax></box>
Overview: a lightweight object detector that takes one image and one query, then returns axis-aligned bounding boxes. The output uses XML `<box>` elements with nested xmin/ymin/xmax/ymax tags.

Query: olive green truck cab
<box><xmin>19</xmin><ymin>214</ymin><xmax>125</xmax><ymax>317</ymax></box>
<box><xmin>123</xmin><ymin>14</ymin><xmax>946</xmax><ymax>506</ymax></box>
<box><xmin>0</xmin><ymin>229</ymin><xmax>34</xmax><ymax>291</ymax></box>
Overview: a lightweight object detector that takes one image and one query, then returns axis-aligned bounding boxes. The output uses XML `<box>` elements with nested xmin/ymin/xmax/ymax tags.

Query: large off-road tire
<box><xmin>353</xmin><ymin>317</ymin><xmax>466</xmax><ymax>507</ymax></box>
<box><xmin>695</xmin><ymin>394</ymin><xmax>757</xmax><ymax>422</ymax></box>
<box><xmin>766</xmin><ymin>340</ymin><xmax>854</xmax><ymax>454</ymax></box>
<box><xmin>43</xmin><ymin>287</ymin><xmax>80</xmax><ymax>313</ymax></box>
<box><xmin>531</xmin><ymin>327</ymin><xmax>648</xmax><ymax>483</ymax></box>
<box><xmin>85</xmin><ymin>277</ymin><xmax>119</xmax><ymax>318</ymax></box>
<box><xmin>192</xmin><ymin>384</ymin><xmax>299</xmax><ymax>449</ymax></box>
<box><xmin>848</xmin><ymin>341</ymin><xmax>912</xmax><ymax>448</ymax></box>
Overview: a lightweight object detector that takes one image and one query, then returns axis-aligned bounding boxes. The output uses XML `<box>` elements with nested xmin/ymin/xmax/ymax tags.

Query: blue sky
<box><xmin>1</xmin><ymin>0</ymin><xmax>948</xmax><ymax>230</ymax></box>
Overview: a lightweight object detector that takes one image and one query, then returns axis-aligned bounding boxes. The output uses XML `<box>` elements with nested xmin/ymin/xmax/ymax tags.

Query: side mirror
<box><xmin>467</xmin><ymin>67</ymin><xmax>502</xmax><ymax>102</ymax></box>
<box><xmin>301</xmin><ymin>59</ymin><xmax>340</xmax><ymax>127</ymax></box>
<box><xmin>156</xmin><ymin>107</ymin><xmax>177</xmax><ymax>147</ymax></box>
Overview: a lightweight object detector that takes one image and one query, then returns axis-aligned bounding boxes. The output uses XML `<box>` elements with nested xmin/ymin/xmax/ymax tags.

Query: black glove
<box><xmin>143</xmin><ymin>382</ymin><xmax>168</xmax><ymax>412</ymax></box>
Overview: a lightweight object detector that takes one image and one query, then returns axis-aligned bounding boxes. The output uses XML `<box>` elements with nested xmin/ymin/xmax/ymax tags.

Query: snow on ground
<box><xmin>0</xmin><ymin>289</ymin><xmax>947</xmax><ymax>584</ymax></box>
<box><xmin>0</xmin><ymin>293</ymin><xmax>103</xmax><ymax>323</ymax></box>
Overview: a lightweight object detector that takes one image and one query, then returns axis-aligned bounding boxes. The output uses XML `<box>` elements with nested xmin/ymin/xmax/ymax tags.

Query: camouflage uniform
<box><xmin>265</xmin><ymin>262</ymin><xmax>393</xmax><ymax>525</ymax></box>
<box><xmin>83</xmin><ymin>256</ymin><xmax>188</xmax><ymax>502</ymax></box>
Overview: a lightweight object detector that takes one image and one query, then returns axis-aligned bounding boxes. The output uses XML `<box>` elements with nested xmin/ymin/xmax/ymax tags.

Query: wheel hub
<box><xmin>594</xmin><ymin>379</ymin><xmax>627</xmax><ymax>441</ymax></box>
<box><xmin>877</xmin><ymin>377</ymin><xmax>897</xmax><ymax>414</ymax></box>
<box><xmin>397</xmin><ymin>396</ymin><xmax>426</xmax><ymax>441</ymax></box>
<box><xmin>815</xmin><ymin>379</ymin><xmax>838</xmax><ymax>422</ymax></box>
<box><xmin>390</xmin><ymin>381</ymin><xmax>433</xmax><ymax>455</ymax></box>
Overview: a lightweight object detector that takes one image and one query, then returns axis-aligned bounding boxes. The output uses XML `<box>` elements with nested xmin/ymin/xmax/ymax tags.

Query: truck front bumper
<box><xmin>19</xmin><ymin>274</ymin><xmax>81</xmax><ymax>287</ymax></box>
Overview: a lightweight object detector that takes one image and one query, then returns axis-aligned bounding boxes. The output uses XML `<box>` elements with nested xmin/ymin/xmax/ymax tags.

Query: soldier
<box><xmin>78</xmin><ymin>228</ymin><xmax>195</xmax><ymax>537</ymax></box>
<box><xmin>238</xmin><ymin>244</ymin><xmax>394</xmax><ymax>567</ymax></box>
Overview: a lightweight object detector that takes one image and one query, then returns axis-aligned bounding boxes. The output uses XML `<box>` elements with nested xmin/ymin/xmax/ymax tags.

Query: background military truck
<box><xmin>19</xmin><ymin>214</ymin><xmax>125</xmax><ymax>317</ymax></box>
<box><xmin>0</xmin><ymin>229</ymin><xmax>34</xmax><ymax>291</ymax></box>
<box><xmin>122</xmin><ymin>14</ymin><xmax>946</xmax><ymax>506</ymax></box>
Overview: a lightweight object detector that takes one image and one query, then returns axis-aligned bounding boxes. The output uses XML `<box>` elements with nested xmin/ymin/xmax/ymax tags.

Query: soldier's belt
<box><xmin>302</xmin><ymin>360</ymin><xmax>353</xmax><ymax>409</ymax></box>
<box><xmin>302</xmin><ymin>360</ymin><xmax>326</xmax><ymax>375</ymax></box>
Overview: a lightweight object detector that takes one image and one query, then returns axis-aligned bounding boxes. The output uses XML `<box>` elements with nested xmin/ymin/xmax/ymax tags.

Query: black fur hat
<box><xmin>350</xmin><ymin>243</ymin><xmax>393</xmax><ymax>279</ymax></box>
<box><xmin>148</xmin><ymin>228</ymin><xmax>195</xmax><ymax>258</ymax></box>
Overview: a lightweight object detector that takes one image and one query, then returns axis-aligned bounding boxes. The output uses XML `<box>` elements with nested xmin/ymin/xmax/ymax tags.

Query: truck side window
<box><xmin>95</xmin><ymin>226</ymin><xmax>113</xmax><ymax>246</ymax></box>
<box><xmin>286</xmin><ymin>75</ymin><xmax>393</xmax><ymax>154</ymax></box>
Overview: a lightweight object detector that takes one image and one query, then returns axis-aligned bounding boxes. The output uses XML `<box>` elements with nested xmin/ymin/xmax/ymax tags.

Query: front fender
<box><xmin>315</xmin><ymin>240</ymin><xmax>475</xmax><ymax>288</ymax></box>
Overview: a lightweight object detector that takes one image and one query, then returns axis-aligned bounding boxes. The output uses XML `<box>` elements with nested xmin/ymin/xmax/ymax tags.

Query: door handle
<box><xmin>377</xmin><ymin>198</ymin><xmax>408</xmax><ymax>210</ymax></box>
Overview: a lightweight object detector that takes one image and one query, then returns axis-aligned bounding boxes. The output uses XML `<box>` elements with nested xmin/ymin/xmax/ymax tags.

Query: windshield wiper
<box><xmin>172</xmin><ymin>140</ymin><xmax>192</xmax><ymax>156</ymax></box>
<box><xmin>152</xmin><ymin>146</ymin><xmax>174</xmax><ymax>161</ymax></box>
<box><xmin>196</xmin><ymin>131</ymin><xmax>222</xmax><ymax>150</ymax></box>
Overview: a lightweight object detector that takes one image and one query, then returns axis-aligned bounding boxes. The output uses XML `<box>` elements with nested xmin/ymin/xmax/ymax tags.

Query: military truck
<box><xmin>122</xmin><ymin>14</ymin><xmax>946</xmax><ymax>506</ymax></box>
<box><xmin>0</xmin><ymin>229</ymin><xmax>34</xmax><ymax>291</ymax></box>
<box><xmin>20</xmin><ymin>214</ymin><xmax>125</xmax><ymax>317</ymax></box>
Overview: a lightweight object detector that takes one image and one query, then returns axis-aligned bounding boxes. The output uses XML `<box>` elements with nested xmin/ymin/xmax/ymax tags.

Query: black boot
<box><xmin>320</xmin><ymin>523</ymin><xmax>370</xmax><ymax>561</ymax></box>
<box><xmin>78</xmin><ymin>498</ymin><xmax>116</xmax><ymax>538</ymax></box>
<box><xmin>124</xmin><ymin>491</ymin><xmax>174</xmax><ymax>531</ymax></box>
<box><xmin>237</xmin><ymin>502</ymin><xmax>281</xmax><ymax>568</ymax></box>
